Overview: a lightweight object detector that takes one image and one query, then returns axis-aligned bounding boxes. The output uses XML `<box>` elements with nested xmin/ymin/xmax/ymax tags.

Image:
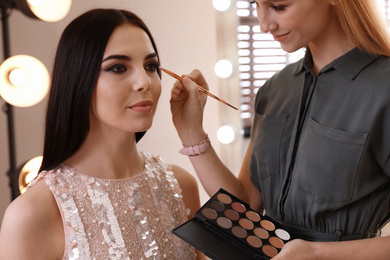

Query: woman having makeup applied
<box><xmin>0</xmin><ymin>8</ymin><xmax>206</xmax><ymax>259</ymax></box>
<box><xmin>170</xmin><ymin>0</ymin><xmax>390</xmax><ymax>259</ymax></box>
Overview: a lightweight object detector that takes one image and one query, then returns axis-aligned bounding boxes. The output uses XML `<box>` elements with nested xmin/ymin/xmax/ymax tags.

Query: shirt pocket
<box><xmin>294</xmin><ymin>118</ymin><xmax>368</xmax><ymax>203</ymax></box>
<box><xmin>251</xmin><ymin>113</ymin><xmax>288</xmax><ymax>180</ymax></box>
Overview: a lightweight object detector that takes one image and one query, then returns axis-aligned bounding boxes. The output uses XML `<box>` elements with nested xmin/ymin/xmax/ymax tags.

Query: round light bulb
<box><xmin>214</xmin><ymin>59</ymin><xmax>235</xmax><ymax>78</ymax></box>
<box><xmin>9</xmin><ymin>68</ymin><xmax>28</xmax><ymax>87</ymax></box>
<box><xmin>0</xmin><ymin>55</ymin><xmax>50</xmax><ymax>107</ymax></box>
<box><xmin>27</xmin><ymin>0</ymin><xmax>47</xmax><ymax>7</ymax></box>
<box><xmin>27</xmin><ymin>0</ymin><xmax>71</xmax><ymax>22</ymax></box>
<box><xmin>217</xmin><ymin>125</ymin><xmax>237</xmax><ymax>144</ymax></box>
<box><xmin>212</xmin><ymin>0</ymin><xmax>232</xmax><ymax>12</ymax></box>
<box><xmin>18</xmin><ymin>156</ymin><xmax>43</xmax><ymax>194</ymax></box>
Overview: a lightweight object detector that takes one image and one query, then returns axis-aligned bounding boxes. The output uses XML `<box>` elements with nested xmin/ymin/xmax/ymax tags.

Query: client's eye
<box><xmin>106</xmin><ymin>64</ymin><xmax>127</xmax><ymax>73</ymax></box>
<box><xmin>145</xmin><ymin>61</ymin><xmax>160</xmax><ymax>72</ymax></box>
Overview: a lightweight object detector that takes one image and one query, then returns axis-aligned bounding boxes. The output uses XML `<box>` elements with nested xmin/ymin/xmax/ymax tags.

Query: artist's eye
<box><xmin>250</xmin><ymin>1</ymin><xmax>258</xmax><ymax>6</ymax></box>
<box><xmin>270</xmin><ymin>4</ymin><xmax>286</xmax><ymax>11</ymax></box>
<box><xmin>106</xmin><ymin>64</ymin><xmax>127</xmax><ymax>73</ymax></box>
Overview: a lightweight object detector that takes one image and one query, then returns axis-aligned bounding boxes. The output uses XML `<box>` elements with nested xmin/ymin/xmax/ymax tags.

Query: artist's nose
<box><xmin>257</xmin><ymin>7</ymin><xmax>278</xmax><ymax>33</ymax></box>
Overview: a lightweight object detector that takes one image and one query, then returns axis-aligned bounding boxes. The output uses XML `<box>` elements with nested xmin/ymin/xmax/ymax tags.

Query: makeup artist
<box><xmin>170</xmin><ymin>0</ymin><xmax>390</xmax><ymax>259</ymax></box>
<box><xmin>0</xmin><ymin>8</ymin><xmax>206</xmax><ymax>259</ymax></box>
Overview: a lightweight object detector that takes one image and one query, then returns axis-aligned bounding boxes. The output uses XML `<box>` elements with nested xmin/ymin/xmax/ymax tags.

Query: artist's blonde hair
<box><xmin>334</xmin><ymin>0</ymin><xmax>390</xmax><ymax>56</ymax></box>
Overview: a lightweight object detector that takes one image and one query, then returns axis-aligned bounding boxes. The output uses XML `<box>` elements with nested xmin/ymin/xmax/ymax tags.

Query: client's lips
<box><xmin>129</xmin><ymin>100</ymin><xmax>153</xmax><ymax>113</ymax></box>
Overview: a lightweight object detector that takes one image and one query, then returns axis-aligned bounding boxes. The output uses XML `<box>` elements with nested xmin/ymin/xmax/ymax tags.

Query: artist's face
<box><xmin>252</xmin><ymin>0</ymin><xmax>336</xmax><ymax>52</ymax></box>
<box><xmin>91</xmin><ymin>24</ymin><xmax>161</xmax><ymax>134</ymax></box>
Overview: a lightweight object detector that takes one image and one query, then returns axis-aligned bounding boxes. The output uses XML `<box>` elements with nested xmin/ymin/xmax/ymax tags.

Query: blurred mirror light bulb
<box><xmin>215</xmin><ymin>59</ymin><xmax>235</xmax><ymax>78</ymax></box>
<box><xmin>217</xmin><ymin>125</ymin><xmax>237</xmax><ymax>144</ymax></box>
<box><xmin>9</xmin><ymin>68</ymin><xmax>28</xmax><ymax>87</ymax></box>
<box><xmin>27</xmin><ymin>0</ymin><xmax>46</xmax><ymax>7</ymax></box>
<box><xmin>27</xmin><ymin>0</ymin><xmax>71</xmax><ymax>22</ymax></box>
<box><xmin>18</xmin><ymin>156</ymin><xmax>43</xmax><ymax>194</ymax></box>
<box><xmin>0</xmin><ymin>55</ymin><xmax>50</xmax><ymax>107</ymax></box>
<box><xmin>213</xmin><ymin>0</ymin><xmax>232</xmax><ymax>12</ymax></box>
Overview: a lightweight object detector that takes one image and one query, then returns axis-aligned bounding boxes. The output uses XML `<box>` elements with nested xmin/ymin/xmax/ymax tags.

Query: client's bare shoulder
<box><xmin>0</xmin><ymin>180</ymin><xmax>64</xmax><ymax>260</ymax></box>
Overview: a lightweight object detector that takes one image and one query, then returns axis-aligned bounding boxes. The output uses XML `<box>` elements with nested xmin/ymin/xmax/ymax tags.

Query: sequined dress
<box><xmin>29</xmin><ymin>152</ymin><xmax>196</xmax><ymax>260</ymax></box>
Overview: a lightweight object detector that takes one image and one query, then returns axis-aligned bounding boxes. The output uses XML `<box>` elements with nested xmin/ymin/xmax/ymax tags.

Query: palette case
<box><xmin>172</xmin><ymin>188</ymin><xmax>293</xmax><ymax>260</ymax></box>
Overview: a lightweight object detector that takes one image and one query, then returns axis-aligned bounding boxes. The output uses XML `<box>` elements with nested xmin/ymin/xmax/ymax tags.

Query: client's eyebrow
<box><xmin>102</xmin><ymin>53</ymin><xmax>158</xmax><ymax>63</ymax></box>
<box><xmin>102</xmin><ymin>55</ymin><xmax>130</xmax><ymax>63</ymax></box>
<box><xmin>145</xmin><ymin>53</ymin><xmax>159</xmax><ymax>60</ymax></box>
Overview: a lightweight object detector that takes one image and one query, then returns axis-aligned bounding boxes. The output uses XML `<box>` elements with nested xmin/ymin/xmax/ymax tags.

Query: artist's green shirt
<box><xmin>250</xmin><ymin>47</ymin><xmax>390</xmax><ymax>241</ymax></box>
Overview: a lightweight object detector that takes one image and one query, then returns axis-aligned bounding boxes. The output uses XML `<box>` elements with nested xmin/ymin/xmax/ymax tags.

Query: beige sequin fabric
<box><xmin>30</xmin><ymin>153</ymin><xmax>196</xmax><ymax>260</ymax></box>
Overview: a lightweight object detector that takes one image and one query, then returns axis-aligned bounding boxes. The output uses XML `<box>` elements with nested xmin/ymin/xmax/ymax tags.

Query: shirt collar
<box><xmin>292</xmin><ymin>47</ymin><xmax>379</xmax><ymax>80</ymax></box>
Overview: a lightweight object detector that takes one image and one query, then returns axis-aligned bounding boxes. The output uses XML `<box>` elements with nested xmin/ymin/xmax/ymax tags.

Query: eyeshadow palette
<box><xmin>172</xmin><ymin>188</ymin><xmax>293</xmax><ymax>260</ymax></box>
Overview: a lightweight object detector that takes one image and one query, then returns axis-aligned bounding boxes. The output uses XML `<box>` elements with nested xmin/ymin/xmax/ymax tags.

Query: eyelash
<box><xmin>106</xmin><ymin>64</ymin><xmax>127</xmax><ymax>73</ymax></box>
<box><xmin>145</xmin><ymin>61</ymin><xmax>160</xmax><ymax>72</ymax></box>
<box><xmin>270</xmin><ymin>5</ymin><xmax>285</xmax><ymax>11</ymax></box>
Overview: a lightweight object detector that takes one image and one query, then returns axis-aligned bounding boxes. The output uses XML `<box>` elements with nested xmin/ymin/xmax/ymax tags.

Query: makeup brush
<box><xmin>161</xmin><ymin>67</ymin><xmax>238</xmax><ymax>110</ymax></box>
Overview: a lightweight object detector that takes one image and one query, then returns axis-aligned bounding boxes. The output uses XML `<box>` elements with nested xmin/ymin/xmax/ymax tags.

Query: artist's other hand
<box><xmin>170</xmin><ymin>69</ymin><xmax>208</xmax><ymax>143</ymax></box>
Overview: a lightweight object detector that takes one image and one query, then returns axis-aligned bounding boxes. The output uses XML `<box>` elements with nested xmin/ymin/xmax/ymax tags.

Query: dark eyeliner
<box><xmin>145</xmin><ymin>60</ymin><xmax>160</xmax><ymax>72</ymax></box>
<box><xmin>104</xmin><ymin>63</ymin><xmax>127</xmax><ymax>73</ymax></box>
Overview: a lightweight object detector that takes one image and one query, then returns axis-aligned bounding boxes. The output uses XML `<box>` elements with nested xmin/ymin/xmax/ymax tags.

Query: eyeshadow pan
<box><xmin>239</xmin><ymin>218</ymin><xmax>254</xmax><ymax>230</ymax></box>
<box><xmin>224</xmin><ymin>209</ymin><xmax>239</xmax><ymax>221</ymax></box>
<box><xmin>269</xmin><ymin>237</ymin><xmax>284</xmax><ymax>249</ymax></box>
<box><xmin>217</xmin><ymin>193</ymin><xmax>232</xmax><ymax>204</ymax></box>
<box><xmin>262</xmin><ymin>245</ymin><xmax>278</xmax><ymax>258</ymax></box>
<box><xmin>210</xmin><ymin>200</ymin><xmax>225</xmax><ymax>211</ymax></box>
<box><xmin>246</xmin><ymin>235</ymin><xmax>262</xmax><ymax>248</ymax></box>
<box><xmin>201</xmin><ymin>208</ymin><xmax>218</xmax><ymax>220</ymax></box>
<box><xmin>217</xmin><ymin>217</ymin><xmax>233</xmax><ymax>229</ymax></box>
<box><xmin>275</xmin><ymin>228</ymin><xmax>291</xmax><ymax>240</ymax></box>
<box><xmin>246</xmin><ymin>210</ymin><xmax>261</xmax><ymax>222</ymax></box>
<box><xmin>260</xmin><ymin>219</ymin><xmax>275</xmax><ymax>231</ymax></box>
<box><xmin>253</xmin><ymin>227</ymin><xmax>269</xmax><ymax>239</ymax></box>
<box><xmin>231</xmin><ymin>226</ymin><xmax>247</xmax><ymax>239</ymax></box>
<box><xmin>231</xmin><ymin>202</ymin><xmax>246</xmax><ymax>213</ymax></box>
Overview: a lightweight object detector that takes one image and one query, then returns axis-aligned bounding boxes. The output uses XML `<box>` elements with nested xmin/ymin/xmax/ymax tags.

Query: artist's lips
<box><xmin>273</xmin><ymin>32</ymin><xmax>290</xmax><ymax>42</ymax></box>
<box><xmin>129</xmin><ymin>100</ymin><xmax>153</xmax><ymax>113</ymax></box>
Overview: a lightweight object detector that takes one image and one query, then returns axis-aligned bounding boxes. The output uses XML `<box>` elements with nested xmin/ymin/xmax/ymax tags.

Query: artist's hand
<box><xmin>170</xmin><ymin>69</ymin><xmax>209</xmax><ymax>144</ymax></box>
<box><xmin>272</xmin><ymin>239</ymin><xmax>317</xmax><ymax>260</ymax></box>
